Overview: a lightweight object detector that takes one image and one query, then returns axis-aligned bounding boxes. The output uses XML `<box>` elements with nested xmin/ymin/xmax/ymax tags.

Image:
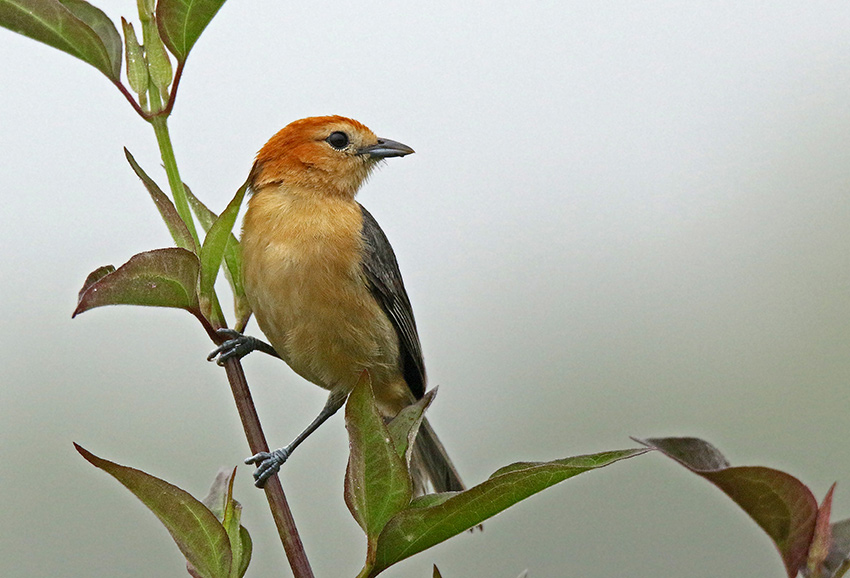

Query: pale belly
<box><xmin>243</xmin><ymin>233</ymin><xmax>404</xmax><ymax>404</ymax></box>
<box><xmin>240</xmin><ymin>191</ymin><xmax>415</xmax><ymax>412</ymax></box>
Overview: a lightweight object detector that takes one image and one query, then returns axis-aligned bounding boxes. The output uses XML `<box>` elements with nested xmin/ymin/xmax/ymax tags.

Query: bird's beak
<box><xmin>357</xmin><ymin>138</ymin><xmax>415</xmax><ymax>159</ymax></box>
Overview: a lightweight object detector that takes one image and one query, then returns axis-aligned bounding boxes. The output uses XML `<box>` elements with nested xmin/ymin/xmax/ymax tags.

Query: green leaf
<box><xmin>73</xmin><ymin>247</ymin><xmax>200</xmax><ymax>317</ymax></box>
<box><xmin>143</xmin><ymin>17</ymin><xmax>171</xmax><ymax>89</ymax></box>
<box><xmin>125</xmin><ymin>148</ymin><xmax>197</xmax><ymax>253</ymax></box>
<box><xmin>0</xmin><ymin>0</ymin><xmax>121</xmax><ymax>81</ymax></box>
<box><xmin>74</xmin><ymin>444</ymin><xmax>232</xmax><ymax>578</ymax></box>
<box><xmin>198</xmin><ymin>468</ymin><xmax>252</xmax><ymax>578</ymax></box>
<box><xmin>368</xmin><ymin>447</ymin><xmax>647</xmax><ymax>576</ymax></box>
<box><xmin>155</xmin><ymin>0</ymin><xmax>226</xmax><ymax>62</ymax></box>
<box><xmin>59</xmin><ymin>0</ymin><xmax>121</xmax><ymax>78</ymax></box>
<box><xmin>344</xmin><ymin>372</ymin><xmax>413</xmax><ymax>544</ymax></box>
<box><xmin>234</xmin><ymin>526</ymin><xmax>252</xmax><ymax>578</ymax></box>
<box><xmin>121</xmin><ymin>18</ymin><xmax>147</xmax><ymax>94</ymax></box>
<box><xmin>198</xmin><ymin>179</ymin><xmax>248</xmax><ymax>324</ymax></box>
<box><xmin>433</xmin><ymin>565</ymin><xmax>442</xmax><ymax>578</ymax></box>
<box><xmin>637</xmin><ymin>437</ymin><xmax>819</xmax><ymax>578</ymax></box>
<box><xmin>386</xmin><ymin>389</ymin><xmax>435</xmax><ymax>464</ymax></box>
<box><xmin>184</xmin><ymin>183</ymin><xmax>250</xmax><ymax>328</ymax></box>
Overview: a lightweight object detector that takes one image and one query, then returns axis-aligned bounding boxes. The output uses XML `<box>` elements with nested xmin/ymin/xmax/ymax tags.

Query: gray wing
<box><xmin>359</xmin><ymin>203</ymin><xmax>426</xmax><ymax>399</ymax></box>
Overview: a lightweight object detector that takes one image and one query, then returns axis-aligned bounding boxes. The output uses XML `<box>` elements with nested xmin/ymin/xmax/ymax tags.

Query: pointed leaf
<box><xmin>345</xmin><ymin>372</ymin><xmax>412</xmax><ymax>541</ymax></box>
<box><xmin>143</xmin><ymin>17</ymin><xmax>172</xmax><ymax>89</ymax></box>
<box><xmin>433</xmin><ymin>565</ymin><xmax>442</xmax><ymax>578</ymax></box>
<box><xmin>198</xmin><ymin>179</ymin><xmax>248</xmax><ymax>322</ymax></box>
<box><xmin>200</xmin><ymin>468</ymin><xmax>236</xmax><ymax>521</ymax></box>
<box><xmin>219</xmin><ymin>479</ymin><xmax>243</xmax><ymax>555</ymax></box>
<box><xmin>369</xmin><ymin>448</ymin><xmax>647</xmax><ymax>575</ymax></box>
<box><xmin>156</xmin><ymin>0</ymin><xmax>227</xmax><ymax>62</ymax></box>
<box><xmin>386</xmin><ymin>389</ymin><xmax>436</xmax><ymax>464</ymax></box>
<box><xmin>637</xmin><ymin>437</ymin><xmax>818</xmax><ymax>578</ymax></box>
<box><xmin>58</xmin><ymin>0</ymin><xmax>121</xmax><ymax>79</ymax></box>
<box><xmin>217</xmin><ymin>470</ymin><xmax>251</xmax><ymax>578</ymax></box>
<box><xmin>0</xmin><ymin>0</ymin><xmax>120</xmax><ymax>80</ymax></box>
<box><xmin>125</xmin><ymin>148</ymin><xmax>197</xmax><ymax>253</ymax></box>
<box><xmin>808</xmin><ymin>484</ymin><xmax>837</xmax><ymax>576</ymax></box>
<box><xmin>74</xmin><ymin>444</ymin><xmax>232</xmax><ymax>578</ymax></box>
<box><xmin>197</xmin><ymin>468</ymin><xmax>252</xmax><ymax>578</ymax></box>
<box><xmin>73</xmin><ymin>247</ymin><xmax>200</xmax><ymax>317</ymax></box>
<box><xmin>185</xmin><ymin>184</ymin><xmax>249</xmax><ymax>326</ymax></box>
<box><xmin>121</xmin><ymin>18</ymin><xmax>147</xmax><ymax>94</ymax></box>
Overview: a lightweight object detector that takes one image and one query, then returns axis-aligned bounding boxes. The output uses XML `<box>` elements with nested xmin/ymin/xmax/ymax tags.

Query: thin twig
<box><xmin>160</xmin><ymin>61</ymin><xmax>185</xmax><ymax>118</ymax></box>
<box><xmin>222</xmin><ymin>356</ymin><xmax>315</xmax><ymax>578</ymax></box>
<box><xmin>113</xmin><ymin>79</ymin><xmax>148</xmax><ymax>119</ymax></box>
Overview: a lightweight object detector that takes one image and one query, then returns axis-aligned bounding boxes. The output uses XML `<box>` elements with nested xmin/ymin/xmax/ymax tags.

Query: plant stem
<box><xmin>147</xmin><ymin>103</ymin><xmax>227</xmax><ymax>327</ymax></box>
<box><xmin>148</xmin><ymin>110</ymin><xmax>201</xmax><ymax>249</ymax></box>
<box><xmin>222</xmin><ymin>357</ymin><xmax>315</xmax><ymax>578</ymax></box>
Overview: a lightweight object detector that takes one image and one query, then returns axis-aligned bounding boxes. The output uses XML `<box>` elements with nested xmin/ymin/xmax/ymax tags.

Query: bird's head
<box><xmin>250</xmin><ymin>116</ymin><xmax>414</xmax><ymax>198</ymax></box>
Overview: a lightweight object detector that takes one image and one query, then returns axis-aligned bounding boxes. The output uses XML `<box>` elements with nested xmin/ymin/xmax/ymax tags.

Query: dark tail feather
<box><xmin>411</xmin><ymin>417</ymin><xmax>466</xmax><ymax>495</ymax></box>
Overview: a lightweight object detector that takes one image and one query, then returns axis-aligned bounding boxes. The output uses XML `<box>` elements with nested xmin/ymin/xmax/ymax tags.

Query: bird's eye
<box><xmin>326</xmin><ymin>131</ymin><xmax>349</xmax><ymax>150</ymax></box>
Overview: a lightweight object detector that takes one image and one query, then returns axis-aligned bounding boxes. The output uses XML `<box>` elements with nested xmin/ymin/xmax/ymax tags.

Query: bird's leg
<box><xmin>207</xmin><ymin>328</ymin><xmax>280</xmax><ymax>366</ymax></box>
<box><xmin>246</xmin><ymin>387</ymin><xmax>349</xmax><ymax>487</ymax></box>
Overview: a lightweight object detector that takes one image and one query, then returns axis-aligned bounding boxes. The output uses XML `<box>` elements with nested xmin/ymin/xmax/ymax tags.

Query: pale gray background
<box><xmin>2</xmin><ymin>2</ymin><xmax>849</xmax><ymax>577</ymax></box>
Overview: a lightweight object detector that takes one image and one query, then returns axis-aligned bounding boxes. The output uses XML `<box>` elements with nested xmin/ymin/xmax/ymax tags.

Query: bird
<box><xmin>209</xmin><ymin>115</ymin><xmax>466</xmax><ymax>494</ymax></box>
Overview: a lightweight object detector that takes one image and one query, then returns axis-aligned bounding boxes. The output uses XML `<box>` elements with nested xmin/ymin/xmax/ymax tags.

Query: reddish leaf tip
<box><xmin>73</xmin><ymin>442</ymin><xmax>97</xmax><ymax>464</ymax></box>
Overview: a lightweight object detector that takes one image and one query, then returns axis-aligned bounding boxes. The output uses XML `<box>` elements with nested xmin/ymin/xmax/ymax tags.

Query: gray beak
<box><xmin>357</xmin><ymin>138</ymin><xmax>415</xmax><ymax>159</ymax></box>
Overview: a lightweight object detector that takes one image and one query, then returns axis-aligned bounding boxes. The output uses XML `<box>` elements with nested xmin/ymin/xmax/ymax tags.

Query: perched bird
<box><xmin>210</xmin><ymin>116</ymin><xmax>465</xmax><ymax>494</ymax></box>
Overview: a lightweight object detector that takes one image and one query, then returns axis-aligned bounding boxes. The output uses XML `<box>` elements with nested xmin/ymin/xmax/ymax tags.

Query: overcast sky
<box><xmin>3</xmin><ymin>2</ymin><xmax>850</xmax><ymax>577</ymax></box>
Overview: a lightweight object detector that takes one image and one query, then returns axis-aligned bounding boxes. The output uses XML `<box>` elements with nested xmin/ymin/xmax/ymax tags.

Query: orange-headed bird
<box><xmin>210</xmin><ymin>116</ymin><xmax>465</xmax><ymax>493</ymax></box>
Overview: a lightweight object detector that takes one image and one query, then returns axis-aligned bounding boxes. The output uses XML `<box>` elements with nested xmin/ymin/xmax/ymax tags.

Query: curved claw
<box><xmin>214</xmin><ymin>328</ymin><xmax>242</xmax><ymax>341</ymax></box>
<box><xmin>245</xmin><ymin>448</ymin><xmax>290</xmax><ymax>488</ymax></box>
<box><xmin>208</xmin><ymin>329</ymin><xmax>280</xmax><ymax>365</ymax></box>
<box><xmin>207</xmin><ymin>329</ymin><xmax>253</xmax><ymax>366</ymax></box>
